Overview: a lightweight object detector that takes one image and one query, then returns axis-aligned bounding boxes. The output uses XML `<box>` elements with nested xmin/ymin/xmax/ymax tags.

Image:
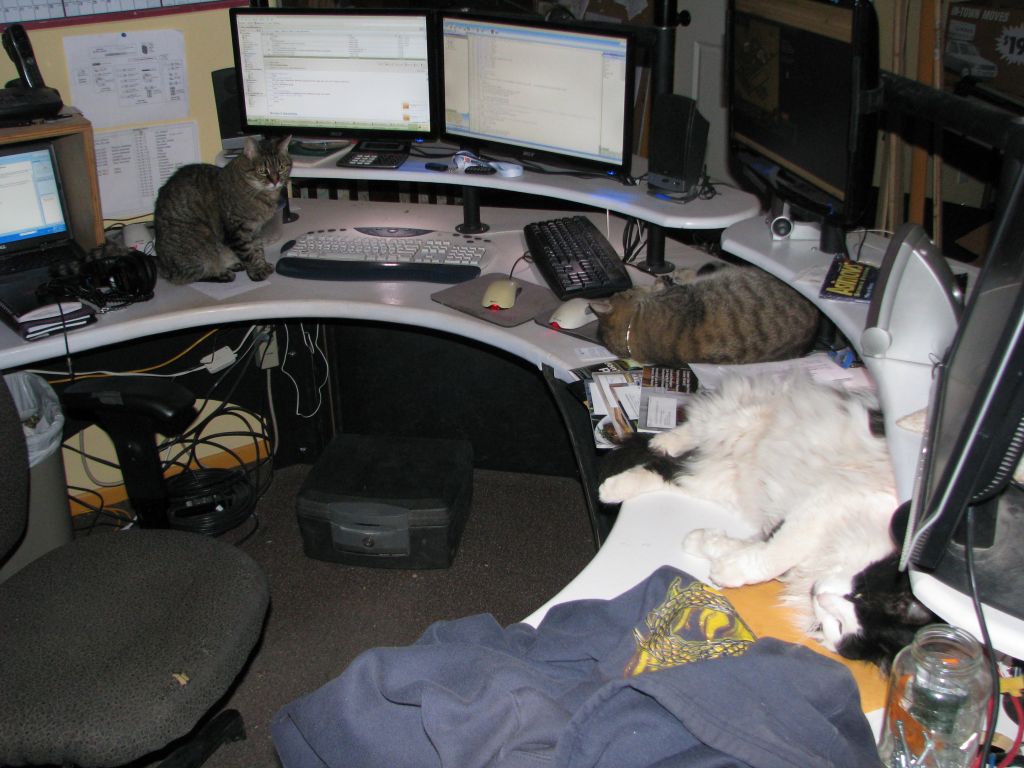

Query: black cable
<box><xmin>62</xmin><ymin>326</ymin><xmax>276</xmax><ymax>538</ymax></box>
<box><xmin>62</xmin><ymin>441</ymin><xmax>121</xmax><ymax>470</ymax></box>
<box><xmin>966</xmin><ymin>506</ymin><xmax>1001</xmax><ymax>767</ymax></box>
<box><xmin>165</xmin><ymin>467</ymin><xmax>256</xmax><ymax>536</ymax></box>
<box><xmin>508</xmin><ymin>252</ymin><xmax>532</xmax><ymax>278</ymax></box>
<box><xmin>622</xmin><ymin>218</ymin><xmax>647</xmax><ymax>264</ymax></box>
<box><xmin>67</xmin><ymin>485</ymin><xmax>134</xmax><ymax>533</ymax></box>
<box><xmin>854</xmin><ymin>227</ymin><xmax>870</xmax><ymax>262</ymax></box>
<box><xmin>153</xmin><ymin>338</ymin><xmax>276</xmax><ymax>535</ymax></box>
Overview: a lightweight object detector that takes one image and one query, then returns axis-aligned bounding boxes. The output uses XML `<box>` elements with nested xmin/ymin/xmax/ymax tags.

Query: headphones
<box><xmin>43</xmin><ymin>244</ymin><xmax>158</xmax><ymax>311</ymax></box>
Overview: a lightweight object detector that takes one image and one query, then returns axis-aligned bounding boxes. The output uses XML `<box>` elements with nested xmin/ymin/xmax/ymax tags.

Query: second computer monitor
<box><xmin>229</xmin><ymin>8</ymin><xmax>439</xmax><ymax>141</ymax></box>
<box><xmin>440</xmin><ymin>14</ymin><xmax>635</xmax><ymax>177</ymax></box>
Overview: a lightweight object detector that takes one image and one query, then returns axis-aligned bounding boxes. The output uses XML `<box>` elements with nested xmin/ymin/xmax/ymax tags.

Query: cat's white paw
<box><xmin>683</xmin><ymin>528</ymin><xmax>742</xmax><ymax>559</ymax></box>
<box><xmin>707</xmin><ymin>553</ymin><xmax>761</xmax><ymax>589</ymax></box>
<box><xmin>598</xmin><ymin>467</ymin><xmax>665</xmax><ymax>503</ymax></box>
<box><xmin>649</xmin><ymin>428</ymin><xmax>695</xmax><ymax>457</ymax></box>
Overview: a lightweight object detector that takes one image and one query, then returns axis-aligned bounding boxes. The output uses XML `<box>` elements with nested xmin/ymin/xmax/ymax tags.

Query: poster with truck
<box><xmin>946</xmin><ymin>3</ymin><xmax>1024</xmax><ymax>100</ymax></box>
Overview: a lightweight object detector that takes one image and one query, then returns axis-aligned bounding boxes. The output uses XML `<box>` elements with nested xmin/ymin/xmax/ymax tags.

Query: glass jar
<box><xmin>878</xmin><ymin>623</ymin><xmax>993</xmax><ymax>768</ymax></box>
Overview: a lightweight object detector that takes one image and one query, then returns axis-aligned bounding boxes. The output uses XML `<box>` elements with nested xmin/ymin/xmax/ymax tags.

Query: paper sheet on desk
<box><xmin>692</xmin><ymin>352</ymin><xmax>872</xmax><ymax>391</ymax></box>
<box><xmin>186</xmin><ymin>277</ymin><xmax>273</xmax><ymax>299</ymax></box>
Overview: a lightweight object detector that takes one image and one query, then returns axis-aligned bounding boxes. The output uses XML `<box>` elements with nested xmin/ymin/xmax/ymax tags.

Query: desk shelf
<box><xmin>0</xmin><ymin>109</ymin><xmax>104</xmax><ymax>251</ymax></box>
<box><xmin>282</xmin><ymin>150</ymin><xmax>760</xmax><ymax>273</ymax></box>
<box><xmin>289</xmin><ymin>152</ymin><xmax>761</xmax><ymax>233</ymax></box>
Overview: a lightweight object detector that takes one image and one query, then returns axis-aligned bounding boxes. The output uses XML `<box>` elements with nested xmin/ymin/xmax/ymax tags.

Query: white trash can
<box><xmin>0</xmin><ymin>372</ymin><xmax>71</xmax><ymax>583</ymax></box>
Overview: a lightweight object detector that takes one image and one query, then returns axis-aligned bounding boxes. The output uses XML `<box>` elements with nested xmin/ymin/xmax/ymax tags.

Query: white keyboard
<box><xmin>280</xmin><ymin>227</ymin><xmax>489</xmax><ymax>266</ymax></box>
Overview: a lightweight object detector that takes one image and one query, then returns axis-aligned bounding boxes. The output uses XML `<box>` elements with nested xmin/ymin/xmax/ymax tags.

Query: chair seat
<box><xmin>0</xmin><ymin>529</ymin><xmax>269</xmax><ymax>767</ymax></box>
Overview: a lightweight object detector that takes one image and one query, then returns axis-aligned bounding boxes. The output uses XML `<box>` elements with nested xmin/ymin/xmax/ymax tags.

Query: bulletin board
<box><xmin>3</xmin><ymin>0</ymin><xmax>246</xmax><ymax>29</ymax></box>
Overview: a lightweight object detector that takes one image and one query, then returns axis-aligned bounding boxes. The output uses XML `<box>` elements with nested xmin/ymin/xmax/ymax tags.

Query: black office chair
<box><xmin>0</xmin><ymin>378</ymin><xmax>270</xmax><ymax>767</ymax></box>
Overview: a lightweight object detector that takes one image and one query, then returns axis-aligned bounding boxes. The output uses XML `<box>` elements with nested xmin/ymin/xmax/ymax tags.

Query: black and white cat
<box><xmin>598</xmin><ymin>373</ymin><xmax>936</xmax><ymax>668</ymax></box>
<box><xmin>813</xmin><ymin>551</ymin><xmax>937</xmax><ymax>671</ymax></box>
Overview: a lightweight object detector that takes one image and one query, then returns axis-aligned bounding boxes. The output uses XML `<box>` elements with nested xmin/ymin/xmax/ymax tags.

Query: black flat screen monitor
<box><xmin>902</xmin><ymin>164</ymin><xmax>1024</xmax><ymax>658</ymax></box>
<box><xmin>229</xmin><ymin>8</ymin><xmax>439</xmax><ymax>141</ymax></box>
<box><xmin>727</xmin><ymin>0</ymin><xmax>879</xmax><ymax>237</ymax></box>
<box><xmin>439</xmin><ymin>13</ymin><xmax>635</xmax><ymax>178</ymax></box>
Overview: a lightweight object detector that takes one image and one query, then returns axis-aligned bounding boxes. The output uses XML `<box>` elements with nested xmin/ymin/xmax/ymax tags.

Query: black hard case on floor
<box><xmin>296</xmin><ymin>433</ymin><xmax>474</xmax><ymax>569</ymax></box>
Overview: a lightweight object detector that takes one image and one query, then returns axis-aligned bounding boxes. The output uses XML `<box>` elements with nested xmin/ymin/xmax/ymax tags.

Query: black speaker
<box><xmin>211</xmin><ymin>67</ymin><xmax>256</xmax><ymax>151</ymax></box>
<box><xmin>647</xmin><ymin>94</ymin><xmax>709</xmax><ymax>196</ymax></box>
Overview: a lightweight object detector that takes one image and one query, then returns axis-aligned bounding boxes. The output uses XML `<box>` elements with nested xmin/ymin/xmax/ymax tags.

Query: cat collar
<box><xmin>625</xmin><ymin>306</ymin><xmax>639</xmax><ymax>360</ymax></box>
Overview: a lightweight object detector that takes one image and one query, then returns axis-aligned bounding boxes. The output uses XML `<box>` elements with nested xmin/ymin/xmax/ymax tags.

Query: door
<box><xmin>672</xmin><ymin>0</ymin><xmax>737</xmax><ymax>185</ymax></box>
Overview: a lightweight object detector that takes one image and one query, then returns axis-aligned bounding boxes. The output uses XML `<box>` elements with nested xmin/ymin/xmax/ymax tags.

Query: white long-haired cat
<box><xmin>598</xmin><ymin>373</ymin><xmax>923</xmax><ymax>664</ymax></box>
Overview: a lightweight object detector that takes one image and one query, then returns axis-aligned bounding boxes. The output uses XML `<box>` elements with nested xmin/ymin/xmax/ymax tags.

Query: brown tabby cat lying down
<box><xmin>590</xmin><ymin>265</ymin><xmax>820</xmax><ymax>365</ymax></box>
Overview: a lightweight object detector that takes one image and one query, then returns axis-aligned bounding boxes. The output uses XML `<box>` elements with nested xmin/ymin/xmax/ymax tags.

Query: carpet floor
<box><xmin>188</xmin><ymin>464</ymin><xmax>597</xmax><ymax>767</ymax></box>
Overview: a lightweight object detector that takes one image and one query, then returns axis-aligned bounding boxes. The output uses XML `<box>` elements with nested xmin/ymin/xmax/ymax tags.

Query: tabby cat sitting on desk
<box><xmin>154</xmin><ymin>135</ymin><xmax>291</xmax><ymax>284</ymax></box>
<box><xmin>598</xmin><ymin>373</ymin><xmax>936</xmax><ymax>670</ymax></box>
<box><xmin>590</xmin><ymin>264</ymin><xmax>820</xmax><ymax>366</ymax></box>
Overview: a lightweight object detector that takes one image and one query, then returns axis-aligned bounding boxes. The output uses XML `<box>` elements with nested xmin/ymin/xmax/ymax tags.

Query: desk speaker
<box><xmin>211</xmin><ymin>67</ymin><xmax>258</xmax><ymax>151</ymax></box>
<box><xmin>647</xmin><ymin>94</ymin><xmax>709</xmax><ymax>196</ymax></box>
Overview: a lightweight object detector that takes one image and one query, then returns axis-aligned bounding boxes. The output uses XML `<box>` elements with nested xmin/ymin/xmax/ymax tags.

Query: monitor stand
<box><xmin>910</xmin><ymin>486</ymin><xmax>1024</xmax><ymax>660</ymax></box>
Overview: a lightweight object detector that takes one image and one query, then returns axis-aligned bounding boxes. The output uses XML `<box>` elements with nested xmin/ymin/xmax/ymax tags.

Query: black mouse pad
<box><xmin>431</xmin><ymin>276</ymin><xmax>560</xmax><ymax>327</ymax></box>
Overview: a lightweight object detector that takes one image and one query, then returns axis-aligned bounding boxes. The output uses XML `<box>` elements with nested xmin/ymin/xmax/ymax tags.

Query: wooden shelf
<box><xmin>0</xmin><ymin>109</ymin><xmax>104</xmax><ymax>251</ymax></box>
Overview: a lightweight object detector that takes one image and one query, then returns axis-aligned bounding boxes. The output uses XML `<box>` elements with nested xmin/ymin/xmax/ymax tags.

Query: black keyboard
<box><xmin>275</xmin><ymin>258</ymin><xmax>480</xmax><ymax>283</ymax></box>
<box><xmin>0</xmin><ymin>244</ymin><xmax>79</xmax><ymax>277</ymax></box>
<box><xmin>523</xmin><ymin>216</ymin><xmax>632</xmax><ymax>299</ymax></box>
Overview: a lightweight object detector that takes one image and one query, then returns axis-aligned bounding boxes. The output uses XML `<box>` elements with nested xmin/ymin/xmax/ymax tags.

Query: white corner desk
<box><xmin>0</xmin><ymin>183</ymin><xmax>756</xmax><ymax>545</ymax></box>
<box><xmin>0</xmin><ymin>176</ymin><xmax>907</xmax><ymax>714</ymax></box>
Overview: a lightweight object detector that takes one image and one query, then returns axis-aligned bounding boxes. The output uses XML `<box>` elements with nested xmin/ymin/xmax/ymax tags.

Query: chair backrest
<box><xmin>0</xmin><ymin>379</ymin><xmax>29</xmax><ymax>562</ymax></box>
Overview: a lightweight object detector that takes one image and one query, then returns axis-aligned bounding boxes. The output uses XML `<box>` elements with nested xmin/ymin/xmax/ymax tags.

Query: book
<box><xmin>572</xmin><ymin>360</ymin><xmax>702</xmax><ymax>447</ymax></box>
<box><xmin>18</xmin><ymin>307</ymin><xmax>96</xmax><ymax>340</ymax></box>
<box><xmin>819</xmin><ymin>256</ymin><xmax>879</xmax><ymax>303</ymax></box>
<box><xmin>637</xmin><ymin>364</ymin><xmax>701</xmax><ymax>432</ymax></box>
<box><xmin>0</xmin><ymin>287</ymin><xmax>96</xmax><ymax>340</ymax></box>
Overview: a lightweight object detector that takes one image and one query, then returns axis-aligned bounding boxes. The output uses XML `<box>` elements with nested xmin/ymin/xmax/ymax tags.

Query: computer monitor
<box><xmin>901</xmin><ymin>163</ymin><xmax>1024</xmax><ymax>660</ymax></box>
<box><xmin>439</xmin><ymin>13</ymin><xmax>635</xmax><ymax>178</ymax></box>
<box><xmin>727</xmin><ymin>0</ymin><xmax>879</xmax><ymax>252</ymax></box>
<box><xmin>229</xmin><ymin>8</ymin><xmax>439</xmax><ymax>141</ymax></box>
<box><xmin>0</xmin><ymin>141</ymin><xmax>70</xmax><ymax>257</ymax></box>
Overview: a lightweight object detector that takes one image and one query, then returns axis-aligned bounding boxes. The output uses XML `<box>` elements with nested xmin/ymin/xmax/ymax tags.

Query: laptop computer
<box><xmin>0</xmin><ymin>140</ymin><xmax>85</xmax><ymax>286</ymax></box>
<box><xmin>0</xmin><ymin>141</ymin><xmax>96</xmax><ymax>337</ymax></box>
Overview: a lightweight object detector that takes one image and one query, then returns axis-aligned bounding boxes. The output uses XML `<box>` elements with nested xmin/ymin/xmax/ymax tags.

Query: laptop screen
<box><xmin>0</xmin><ymin>142</ymin><xmax>71</xmax><ymax>256</ymax></box>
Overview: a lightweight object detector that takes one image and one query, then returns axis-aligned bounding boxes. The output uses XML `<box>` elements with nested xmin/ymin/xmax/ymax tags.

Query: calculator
<box><xmin>336</xmin><ymin>141</ymin><xmax>410</xmax><ymax>169</ymax></box>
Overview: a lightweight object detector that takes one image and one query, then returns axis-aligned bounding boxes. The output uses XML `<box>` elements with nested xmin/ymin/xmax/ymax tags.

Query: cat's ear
<box><xmin>589</xmin><ymin>299</ymin><xmax>613</xmax><ymax>316</ymax></box>
<box><xmin>277</xmin><ymin>135</ymin><xmax>293</xmax><ymax>154</ymax></box>
<box><xmin>896</xmin><ymin>408</ymin><xmax>927</xmax><ymax>434</ymax></box>
<box><xmin>899</xmin><ymin>595</ymin><xmax>938</xmax><ymax>625</ymax></box>
<box><xmin>243</xmin><ymin>136</ymin><xmax>260</xmax><ymax>159</ymax></box>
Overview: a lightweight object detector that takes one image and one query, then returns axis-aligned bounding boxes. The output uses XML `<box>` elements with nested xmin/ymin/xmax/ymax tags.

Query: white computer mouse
<box><xmin>481</xmin><ymin>278</ymin><xmax>521</xmax><ymax>310</ymax></box>
<box><xmin>490</xmin><ymin>162</ymin><xmax>524</xmax><ymax>178</ymax></box>
<box><xmin>548</xmin><ymin>298</ymin><xmax>596</xmax><ymax>330</ymax></box>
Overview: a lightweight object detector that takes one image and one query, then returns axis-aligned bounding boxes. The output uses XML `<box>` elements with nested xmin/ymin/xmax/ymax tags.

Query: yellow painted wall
<box><xmin>0</xmin><ymin>9</ymin><xmax>235</xmax><ymax>166</ymax></box>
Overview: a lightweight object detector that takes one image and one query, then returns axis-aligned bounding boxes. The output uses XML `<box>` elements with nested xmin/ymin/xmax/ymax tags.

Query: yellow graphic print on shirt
<box><xmin>626</xmin><ymin>577</ymin><xmax>756</xmax><ymax>676</ymax></box>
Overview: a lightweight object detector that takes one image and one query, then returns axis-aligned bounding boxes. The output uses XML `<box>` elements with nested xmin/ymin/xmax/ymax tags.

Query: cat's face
<box><xmin>591</xmin><ymin>284</ymin><xmax>663</xmax><ymax>357</ymax></box>
<box><xmin>242</xmin><ymin>135</ymin><xmax>293</xmax><ymax>192</ymax></box>
<box><xmin>812</xmin><ymin>554</ymin><xmax>936</xmax><ymax>672</ymax></box>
